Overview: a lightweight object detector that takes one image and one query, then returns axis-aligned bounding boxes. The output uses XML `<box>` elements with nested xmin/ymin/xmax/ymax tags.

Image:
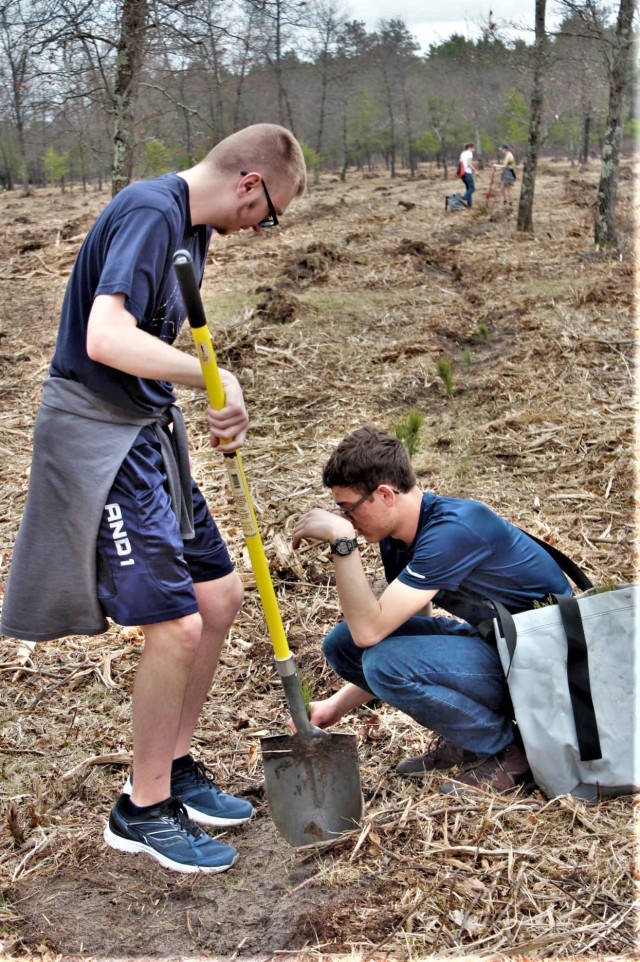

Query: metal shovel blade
<box><xmin>260</xmin><ymin>730</ymin><xmax>362</xmax><ymax>847</ymax></box>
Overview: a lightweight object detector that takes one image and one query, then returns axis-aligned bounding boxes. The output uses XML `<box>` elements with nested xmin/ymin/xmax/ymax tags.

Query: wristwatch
<box><xmin>330</xmin><ymin>536</ymin><xmax>359</xmax><ymax>557</ymax></box>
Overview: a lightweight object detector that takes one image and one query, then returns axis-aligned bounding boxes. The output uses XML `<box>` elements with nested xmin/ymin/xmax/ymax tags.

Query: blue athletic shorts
<box><xmin>96</xmin><ymin>425</ymin><xmax>234</xmax><ymax>626</ymax></box>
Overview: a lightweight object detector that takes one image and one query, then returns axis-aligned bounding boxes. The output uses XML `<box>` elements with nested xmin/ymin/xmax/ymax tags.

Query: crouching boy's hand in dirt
<box><xmin>286</xmin><ymin>683</ymin><xmax>375</xmax><ymax>734</ymax></box>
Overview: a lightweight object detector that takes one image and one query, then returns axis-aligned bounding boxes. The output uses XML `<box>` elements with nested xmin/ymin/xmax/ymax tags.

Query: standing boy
<box><xmin>2</xmin><ymin>124</ymin><xmax>307</xmax><ymax>873</ymax></box>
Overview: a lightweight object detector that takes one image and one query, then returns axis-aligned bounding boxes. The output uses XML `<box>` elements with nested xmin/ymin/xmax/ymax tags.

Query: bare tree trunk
<box><xmin>206</xmin><ymin>44</ymin><xmax>226</xmax><ymax>143</ymax></box>
<box><xmin>580</xmin><ymin>111</ymin><xmax>591</xmax><ymax>166</ymax></box>
<box><xmin>308</xmin><ymin>1</ymin><xmax>343</xmax><ymax>157</ymax></box>
<box><xmin>111</xmin><ymin>0</ymin><xmax>149</xmax><ymax>197</ymax></box>
<box><xmin>517</xmin><ymin>0</ymin><xmax>547</xmax><ymax>233</ymax></box>
<box><xmin>0</xmin><ymin>5</ymin><xmax>36</xmax><ymax>195</ymax></box>
<box><xmin>340</xmin><ymin>107</ymin><xmax>348</xmax><ymax>181</ymax></box>
<box><xmin>15</xmin><ymin>111</ymin><xmax>30</xmax><ymax>196</ymax></box>
<box><xmin>380</xmin><ymin>65</ymin><xmax>396</xmax><ymax>177</ymax></box>
<box><xmin>402</xmin><ymin>86</ymin><xmax>415</xmax><ymax>175</ymax></box>
<box><xmin>594</xmin><ymin>0</ymin><xmax>636</xmax><ymax>249</ymax></box>
<box><xmin>272</xmin><ymin>0</ymin><xmax>295</xmax><ymax>130</ymax></box>
<box><xmin>232</xmin><ymin>43</ymin><xmax>252</xmax><ymax>130</ymax></box>
<box><xmin>315</xmin><ymin>51</ymin><xmax>329</xmax><ymax>155</ymax></box>
<box><xmin>177</xmin><ymin>73</ymin><xmax>195</xmax><ymax>167</ymax></box>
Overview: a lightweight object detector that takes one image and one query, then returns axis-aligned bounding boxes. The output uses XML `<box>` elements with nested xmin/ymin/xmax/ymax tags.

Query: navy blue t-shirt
<box><xmin>380</xmin><ymin>492</ymin><xmax>572</xmax><ymax>625</ymax></box>
<box><xmin>50</xmin><ymin>174</ymin><xmax>211</xmax><ymax>414</ymax></box>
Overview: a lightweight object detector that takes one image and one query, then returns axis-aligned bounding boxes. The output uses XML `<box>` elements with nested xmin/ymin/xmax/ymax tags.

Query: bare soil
<box><xmin>0</xmin><ymin>161</ymin><xmax>637</xmax><ymax>962</ymax></box>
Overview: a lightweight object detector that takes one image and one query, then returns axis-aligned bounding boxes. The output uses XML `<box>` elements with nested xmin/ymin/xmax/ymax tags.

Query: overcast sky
<box><xmin>343</xmin><ymin>1</ymin><xmax>563</xmax><ymax>53</ymax></box>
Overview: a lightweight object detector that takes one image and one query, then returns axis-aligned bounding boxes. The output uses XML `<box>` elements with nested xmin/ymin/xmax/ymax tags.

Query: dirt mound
<box><xmin>254</xmin><ymin>286</ymin><xmax>301</xmax><ymax>323</ymax></box>
<box><xmin>279</xmin><ymin>241</ymin><xmax>342</xmax><ymax>287</ymax></box>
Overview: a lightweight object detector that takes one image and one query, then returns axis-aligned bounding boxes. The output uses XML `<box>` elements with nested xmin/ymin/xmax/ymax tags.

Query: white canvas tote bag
<box><xmin>493</xmin><ymin>584</ymin><xmax>639</xmax><ymax>800</ymax></box>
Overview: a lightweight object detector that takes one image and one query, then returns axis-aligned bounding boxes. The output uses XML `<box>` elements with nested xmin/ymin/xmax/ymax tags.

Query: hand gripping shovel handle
<box><xmin>172</xmin><ymin>250</ymin><xmax>317</xmax><ymax>737</ymax></box>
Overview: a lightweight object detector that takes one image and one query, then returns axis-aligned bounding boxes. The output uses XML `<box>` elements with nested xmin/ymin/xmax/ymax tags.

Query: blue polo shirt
<box><xmin>50</xmin><ymin>173</ymin><xmax>211</xmax><ymax>414</ymax></box>
<box><xmin>380</xmin><ymin>492</ymin><xmax>572</xmax><ymax>625</ymax></box>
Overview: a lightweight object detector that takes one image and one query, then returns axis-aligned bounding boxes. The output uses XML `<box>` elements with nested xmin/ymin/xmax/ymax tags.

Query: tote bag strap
<box><xmin>492</xmin><ymin>601</ymin><xmax>518</xmax><ymax>671</ymax></box>
<box><xmin>554</xmin><ymin>593</ymin><xmax>602</xmax><ymax>761</ymax></box>
<box><xmin>494</xmin><ymin>530</ymin><xmax>600</xmax><ymax>760</ymax></box>
<box><xmin>493</xmin><ymin>596</ymin><xmax>602</xmax><ymax>762</ymax></box>
<box><xmin>519</xmin><ymin>528</ymin><xmax>594</xmax><ymax>591</ymax></box>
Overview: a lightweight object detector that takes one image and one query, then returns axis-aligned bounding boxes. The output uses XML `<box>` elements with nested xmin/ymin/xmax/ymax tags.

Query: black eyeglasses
<box><xmin>335</xmin><ymin>487</ymin><xmax>400</xmax><ymax>519</ymax></box>
<box><xmin>335</xmin><ymin>490</ymin><xmax>373</xmax><ymax>518</ymax></box>
<box><xmin>240</xmin><ymin>170</ymin><xmax>279</xmax><ymax>228</ymax></box>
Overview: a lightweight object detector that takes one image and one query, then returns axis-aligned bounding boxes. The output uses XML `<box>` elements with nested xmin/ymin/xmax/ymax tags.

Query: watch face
<box><xmin>332</xmin><ymin>537</ymin><xmax>357</xmax><ymax>556</ymax></box>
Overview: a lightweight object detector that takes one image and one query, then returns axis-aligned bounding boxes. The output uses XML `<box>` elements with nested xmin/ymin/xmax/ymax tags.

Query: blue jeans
<box><xmin>461</xmin><ymin>172</ymin><xmax>475</xmax><ymax>207</ymax></box>
<box><xmin>323</xmin><ymin>616</ymin><xmax>513</xmax><ymax>755</ymax></box>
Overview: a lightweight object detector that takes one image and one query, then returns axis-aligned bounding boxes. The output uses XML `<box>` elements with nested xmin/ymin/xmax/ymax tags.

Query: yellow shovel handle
<box><xmin>174</xmin><ymin>251</ymin><xmax>291</xmax><ymax>662</ymax></box>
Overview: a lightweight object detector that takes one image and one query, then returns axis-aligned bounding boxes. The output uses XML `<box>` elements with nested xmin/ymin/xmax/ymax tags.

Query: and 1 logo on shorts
<box><xmin>104</xmin><ymin>502</ymin><xmax>136</xmax><ymax>566</ymax></box>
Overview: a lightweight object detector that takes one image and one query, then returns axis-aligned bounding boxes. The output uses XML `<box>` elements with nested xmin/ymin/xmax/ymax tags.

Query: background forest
<box><xmin>0</xmin><ymin>0</ymin><xmax>636</xmax><ymax>196</ymax></box>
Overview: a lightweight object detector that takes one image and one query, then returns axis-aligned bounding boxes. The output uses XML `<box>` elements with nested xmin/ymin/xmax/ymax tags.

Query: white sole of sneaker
<box><xmin>183</xmin><ymin>807</ymin><xmax>253</xmax><ymax>828</ymax></box>
<box><xmin>122</xmin><ymin>777</ymin><xmax>253</xmax><ymax>828</ymax></box>
<box><xmin>103</xmin><ymin>823</ymin><xmax>238</xmax><ymax>874</ymax></box>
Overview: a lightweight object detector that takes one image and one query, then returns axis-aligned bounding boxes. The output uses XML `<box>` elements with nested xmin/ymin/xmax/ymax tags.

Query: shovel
<box><xmin>173</xmin><ymin>250</ymin><xmax>363</xmax><ymax>847</ymax></box>
<box><xmin>486</xmin><ymin>164</ymin><xmax>496</xmax><ymax>202</ymax></box>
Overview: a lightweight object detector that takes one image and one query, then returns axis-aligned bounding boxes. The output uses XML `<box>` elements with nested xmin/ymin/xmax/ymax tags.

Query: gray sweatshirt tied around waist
<box><xmin>1</xmin><ymin>377</ymin><xmax>194</xmax><ymax>642</ymax></box>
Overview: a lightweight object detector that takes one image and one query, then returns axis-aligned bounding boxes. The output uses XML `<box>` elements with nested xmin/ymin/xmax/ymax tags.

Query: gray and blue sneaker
<box><xmin>104</xmin><ymin>795</ymin><xmax>238</xmax><ymax>874</ymax></box>
<box><xmin>123</xmin><ymin>756</ymin><xmax>254</xmax><ymax>828</ymax></box>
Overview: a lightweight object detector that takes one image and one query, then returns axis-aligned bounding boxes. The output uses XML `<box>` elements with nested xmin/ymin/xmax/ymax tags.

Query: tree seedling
<box><xmin>436</xmin><ymin>357</ymin><xmax>454</xmax><ymax>398</ymax></box>
<box><xmin>299</xmin><ymin>675</ymin><xmax>315</xmax><ymax>717</ymax></box>
<box><xmin>394</xmin><ymin>409</ymin><xmax>424</xmax><ymax>459</ymax></box>
<box><xmin>532</xmin><ymin>594</ymin><xmax>556</xmax><ymax>609</ymax></box>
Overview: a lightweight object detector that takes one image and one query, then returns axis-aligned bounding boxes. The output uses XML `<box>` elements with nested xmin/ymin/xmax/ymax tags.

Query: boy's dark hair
<box><xmin>322</xmin><ymin>425</ymin><xmax>417</xmax><ymax>494</ymax></box>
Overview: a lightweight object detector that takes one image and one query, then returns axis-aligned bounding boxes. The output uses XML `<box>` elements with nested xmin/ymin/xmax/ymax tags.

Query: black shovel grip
<box><xmin>173</xmin><ymin>249</ymin><xmax>208</xmax><ymax>328</ymax></box>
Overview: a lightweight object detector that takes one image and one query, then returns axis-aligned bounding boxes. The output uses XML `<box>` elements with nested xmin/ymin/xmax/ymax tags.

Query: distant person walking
<box><xmin>497</xmin><ymin>144</ymin><xmax>517</xmax><ymax>206</ymax></box>
<box><xmin>459</xmin><ymin>143</ymin><xmax>479</xmax><ymax>208</ymax></box>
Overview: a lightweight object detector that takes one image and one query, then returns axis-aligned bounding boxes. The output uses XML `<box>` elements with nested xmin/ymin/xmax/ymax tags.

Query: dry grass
<box><xmin>0</xmin><ymin>160</ymin><xmax>637</xmax><ymax>960</ymax></box>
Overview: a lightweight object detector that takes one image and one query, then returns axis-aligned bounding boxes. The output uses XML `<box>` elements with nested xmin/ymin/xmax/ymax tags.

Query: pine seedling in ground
<box><xmin>299</xmin><ymin>676</ymin><xmax>315</xmax><ymax>717</ymax></box>
<box><xmin>394</xmin><ymin>410</ymin><xmax>424</xmax><ymax>459</ymax></box>
<box><xmin>436</xmin><ymin>357</ymin><xmax>454</xmax><ymax>398</ymax></box>
<box><xmin>533</xmin><ymin>594</ymin><xmax>556</xmax><ymax>609</ymax></box>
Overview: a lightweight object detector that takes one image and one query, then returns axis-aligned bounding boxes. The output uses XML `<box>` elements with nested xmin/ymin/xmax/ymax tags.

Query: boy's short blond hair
<box><xmin>205</xmin><ymin>124</ymin><xmax>307</xmax><ymax>196</ymax></box>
